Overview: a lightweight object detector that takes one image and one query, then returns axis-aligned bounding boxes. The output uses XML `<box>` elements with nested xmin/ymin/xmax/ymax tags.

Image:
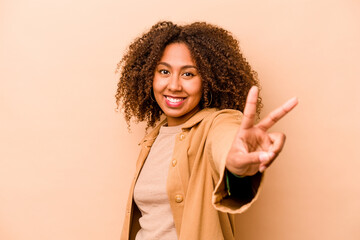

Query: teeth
<box><xmin>166</xmin><ymin>96</ymin><xmax>184</xmax><ymax>103</ymax></box>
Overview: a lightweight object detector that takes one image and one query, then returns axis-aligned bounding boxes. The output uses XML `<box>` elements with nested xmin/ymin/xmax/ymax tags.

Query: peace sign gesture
<box><xmin>226</xmin><ymin>86</ymin><xmax>298</xmax><ymax>176</ymax></box>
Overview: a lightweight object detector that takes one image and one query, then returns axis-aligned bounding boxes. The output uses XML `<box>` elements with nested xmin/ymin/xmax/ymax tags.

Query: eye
<box><xmin>182</xmin><ymin>72</ymin><xmax>195</xmax><ymax>77</ymax></box>
<box><xmin>159</xmin><ymin>69</ymin><xmax>170</xmax><ymax>75</ymax></box>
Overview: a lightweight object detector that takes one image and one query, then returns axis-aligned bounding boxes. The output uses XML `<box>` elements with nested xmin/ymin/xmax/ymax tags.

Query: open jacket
<box><xmin>121</xmin><ymin>108</ymin><xmax>263</xmax><ymax>240</ymax></box>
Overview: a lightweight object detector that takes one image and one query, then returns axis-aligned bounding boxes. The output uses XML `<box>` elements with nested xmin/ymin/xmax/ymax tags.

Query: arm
<box><xmin>210</xmin><ymin>86</ymin><xmax>298</xmax><ymax>213</ymax></box>
<box><xmin>206</xmin><ymin>109</ymin><xmax>263</xmax><ymax>213</ymax></box>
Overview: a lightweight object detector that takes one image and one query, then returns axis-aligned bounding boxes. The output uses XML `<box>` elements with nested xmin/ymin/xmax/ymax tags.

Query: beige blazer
<box><xmin>121</xmin><ymin>108</ymin><xmax>263</xmax><ymax>240</ymax></box>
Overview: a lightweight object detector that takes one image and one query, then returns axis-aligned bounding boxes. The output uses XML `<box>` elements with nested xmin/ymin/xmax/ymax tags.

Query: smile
<box><xmin>165</xmin><ymin>96</ymin><xmax>186</xmax><ymax>107</ymax></box>
<box><xmin>166</xmin><ymin>96</ymin><xmax>185</xmax><ymax>103</ymax></box>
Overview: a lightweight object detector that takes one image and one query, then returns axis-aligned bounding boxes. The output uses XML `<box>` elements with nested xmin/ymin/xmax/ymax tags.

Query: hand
<box><xmin>226</xmin><ymin>86</ymin><xmax>298</xmax><ymax>176</ymax></box>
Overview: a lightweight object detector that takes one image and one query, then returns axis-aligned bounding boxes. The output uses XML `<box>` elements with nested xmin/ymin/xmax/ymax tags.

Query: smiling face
<box><xmin>153</xmin><ymin>43</ymin><xmax>202</xmax><ymax>126</ymax></box>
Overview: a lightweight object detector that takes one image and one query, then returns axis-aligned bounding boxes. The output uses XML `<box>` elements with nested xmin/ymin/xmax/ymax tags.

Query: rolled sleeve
<box><xmin>207</xmin><ymin>110</ymin><xmax>263</xmax><ymax>214</ymax></box>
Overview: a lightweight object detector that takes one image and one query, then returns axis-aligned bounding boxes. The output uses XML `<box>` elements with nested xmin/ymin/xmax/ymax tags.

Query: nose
<box><xmin>167</xmin><ymin>74</ymin><xmax>182</xmax><ymax>92</ymax></box>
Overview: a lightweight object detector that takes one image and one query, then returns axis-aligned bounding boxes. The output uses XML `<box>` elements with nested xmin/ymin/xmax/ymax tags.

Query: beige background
<box><xmin>1</xmin><ymin>0</ymin><xmax>359</xmax><ymax>239</ymax></box>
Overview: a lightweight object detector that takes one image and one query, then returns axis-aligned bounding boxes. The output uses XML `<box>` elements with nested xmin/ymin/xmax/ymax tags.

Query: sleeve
<box><xmin>225</xmin><ymin>170</ymin><xmax>262</xmax><ymax>202</ymax></box>
<box><xmin>206</xmin><ymin>110</ymin><xmax>263</xmax><ymax>214</ymax></box>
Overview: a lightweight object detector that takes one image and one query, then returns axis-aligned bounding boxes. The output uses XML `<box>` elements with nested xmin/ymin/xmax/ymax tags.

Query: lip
<box><xmin>164</xmin><ymin>95</ymin><xmax>186</xmax><ymax>108</ymax></box>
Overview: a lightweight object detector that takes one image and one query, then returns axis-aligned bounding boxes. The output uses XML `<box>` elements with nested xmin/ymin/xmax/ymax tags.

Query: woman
<box><xmin>116</xmin><ymin>21</ymin><xmax>297</xmax><ymax>240</ymax></box>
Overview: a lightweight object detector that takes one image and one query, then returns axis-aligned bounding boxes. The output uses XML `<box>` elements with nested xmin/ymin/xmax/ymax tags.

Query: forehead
<box><xmin>159</xmin><ymin>43</ymin><xmax>196</xmax><ymax>66</ymax></box>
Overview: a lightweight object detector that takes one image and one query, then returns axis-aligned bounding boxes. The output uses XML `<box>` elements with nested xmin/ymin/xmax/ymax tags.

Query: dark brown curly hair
<box><xmin>116</xmin><ymin>21</ymin><xmax>262</xmax><ymax>128</ymax></box>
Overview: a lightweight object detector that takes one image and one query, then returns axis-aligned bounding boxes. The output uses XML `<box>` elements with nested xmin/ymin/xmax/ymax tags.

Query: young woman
<box><xmin>116</xmin><ymin>21</ymin><xmax>298</xmax><ymax>240</ymax></box>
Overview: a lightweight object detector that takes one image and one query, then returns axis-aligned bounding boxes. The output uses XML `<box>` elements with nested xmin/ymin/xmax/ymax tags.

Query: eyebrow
<box><xmin>157</xmin><ymin>62</ymin><xmax>198</xmax><ymax>70</ymax></box>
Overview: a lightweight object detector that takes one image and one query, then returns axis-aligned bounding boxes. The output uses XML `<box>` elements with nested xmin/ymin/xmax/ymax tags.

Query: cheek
<box><xmin>187</xmin><ymin>79</ymin><xmax>202</xmax><ymax>98</ymax></box>
<box><xmin>152</xmin><ymin>78</ymin><xmax>164</xmax><ymax>94</ymax></box>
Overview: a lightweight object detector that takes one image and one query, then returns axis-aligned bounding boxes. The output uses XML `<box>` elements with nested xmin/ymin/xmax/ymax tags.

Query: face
<box><xmin>153</xmin><ymin>43</ymin><xmax>202</xmax><ymax>126</ymax></box>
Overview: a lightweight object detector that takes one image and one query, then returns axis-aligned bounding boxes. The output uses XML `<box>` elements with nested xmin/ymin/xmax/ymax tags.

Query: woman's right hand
<box><xmin>225</xmin><ymin>86</ymin><xmax>298</xmax><ymax>176</ymax></box>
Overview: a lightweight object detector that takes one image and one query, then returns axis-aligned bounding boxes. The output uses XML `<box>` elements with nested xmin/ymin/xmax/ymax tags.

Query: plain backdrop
<box><xmin>1</xmin><ymin>0</ymin><xmax>359</xmax><ymax>239</ymax></box>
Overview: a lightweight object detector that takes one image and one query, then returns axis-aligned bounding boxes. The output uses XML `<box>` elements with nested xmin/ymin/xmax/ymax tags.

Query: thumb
<box><xmin>228</xmin><ymin>151</ymin><xmax>274</xmax><ymax>167</ymax></box>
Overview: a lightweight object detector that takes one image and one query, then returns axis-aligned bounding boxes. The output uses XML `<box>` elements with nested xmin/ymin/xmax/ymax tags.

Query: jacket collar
<box><xmin>181</xmin><ymin>108</ymin><xmax>217</xmax><ymax>129</ymax></box>
<box><xmin>139</xmin><ymin>108</ymin><xmax>217</xmax><ymax>145</ymax></box>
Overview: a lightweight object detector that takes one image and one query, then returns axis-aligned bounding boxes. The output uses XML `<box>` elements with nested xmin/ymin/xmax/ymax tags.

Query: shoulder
<box><xmin>202</xmin><ymin>109</ymin><xmax>243</xmax><ymax>127</ymax></box>
<box><xmin>201</xmin><ymin>109</ymin><xmax>243</xmax><ymax>143</ymax></box>
<box><xmin>186</xmin><ymin>108</ymin><xmax>243</xmax><ymax>138</ymax></box>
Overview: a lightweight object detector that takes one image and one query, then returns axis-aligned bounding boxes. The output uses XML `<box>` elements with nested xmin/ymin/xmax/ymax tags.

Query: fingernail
<box><xmin>284</xmin><ymin>97</ymin><xmax>299</xmax><ymax>111</ymax></box>
<box><xmin>268</xmin><ymin>152</ymin><xmax>275</xmax><ymax>159</ymax></box>
<box><xmin>259</xmin><ymin>166</ymin><xmax>266</xmax><ymax>173</ymax></box>
<box><xmin>259</xmin><ymin>152</ymin><xmax>269</xmax><ymax>162</ymax></box>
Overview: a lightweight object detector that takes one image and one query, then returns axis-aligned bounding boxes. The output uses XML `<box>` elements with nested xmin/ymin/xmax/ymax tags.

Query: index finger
<box><xmin>240</xmin><ymin>86</ymin><xmax>259</xmax><ymax>129</ymax></box>
<box><xmin>257</xmin><ymin>97</ymin><xmax>298</xmax><ymax>131</ymax></box>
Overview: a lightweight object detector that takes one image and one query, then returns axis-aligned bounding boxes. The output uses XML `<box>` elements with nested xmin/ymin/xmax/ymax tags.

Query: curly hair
<box><xmin>116</xmin><ymin>21</ymin><xmax>262</xmax><ymax>128</ymax></box>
